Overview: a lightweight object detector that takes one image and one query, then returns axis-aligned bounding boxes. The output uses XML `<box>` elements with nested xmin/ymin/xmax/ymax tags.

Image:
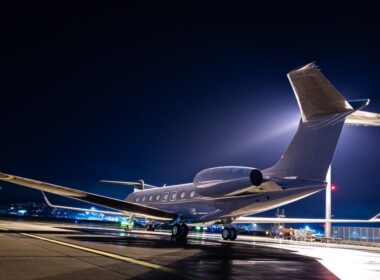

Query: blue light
<box><xmin>17</xmin><ymin>209</ymin><xmax>27</xmax><ymax>215</ymax></box>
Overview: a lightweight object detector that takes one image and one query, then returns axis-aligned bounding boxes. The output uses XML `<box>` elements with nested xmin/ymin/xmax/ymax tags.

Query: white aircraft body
<box><xmin>1</xmin><ymin>63</ymin><xmax>380</xmax><ymax>240</ymax></box>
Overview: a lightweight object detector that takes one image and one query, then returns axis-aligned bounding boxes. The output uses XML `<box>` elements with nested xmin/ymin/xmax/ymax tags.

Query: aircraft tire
<box><xmin>171</xmin><ymin>223</ymin><xmax>182</xmax><ymax>237</ymax></box>
<box><xmin>222</xmin><ymin>228</ymin><xmax>230</xmax><ymax>240</ymax></box>
<box><xmin>180</xmin><ymin>223</ymin><xmax>188</xmax><ymax>238</ymax></box>
<box><xmin>229</xmin><ymin>227</ymin><xmax>237</xmax><ymax>240</ymax></box>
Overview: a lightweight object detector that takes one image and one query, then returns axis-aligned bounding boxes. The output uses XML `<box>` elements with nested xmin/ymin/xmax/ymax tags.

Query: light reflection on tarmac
<box><xmin>0</xmin><ymin>218</ymin><xmax>379</xmax><ymax>280</ymax></box>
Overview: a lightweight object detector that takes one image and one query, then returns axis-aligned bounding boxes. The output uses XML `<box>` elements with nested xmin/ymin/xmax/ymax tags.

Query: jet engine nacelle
<box><xmin>193</xmin><ymin>166</ymin><xmax>263</xmax><ymax>197</ymax></box>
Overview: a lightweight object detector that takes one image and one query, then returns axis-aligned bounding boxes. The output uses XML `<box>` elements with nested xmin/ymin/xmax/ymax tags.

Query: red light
<box><xmin>331</xmin><ymin>184</ymin><xmax>336</xmax><ymax>191</ymax></box>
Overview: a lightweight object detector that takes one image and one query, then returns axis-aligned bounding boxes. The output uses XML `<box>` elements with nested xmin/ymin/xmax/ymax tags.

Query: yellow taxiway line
<box><xmin>20</xmin><ymin>233</ymin><xmax>195</xmax><ymax>279</ymax></box>
<box><xmin>0</xmin><ymin>226</ymin><xmax>197</xmax><ymax>279</ymax></box>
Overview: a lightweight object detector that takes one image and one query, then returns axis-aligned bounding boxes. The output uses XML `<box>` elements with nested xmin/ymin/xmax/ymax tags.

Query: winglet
<box><xmin>370</xmin><ymin>212</ymin><xmax>380</xmax><ymax>221</ymax></box>
<box><xmin>41</xmin><ymin>191</ymin><xmax>54</xmax><ymax>207</ymax></box>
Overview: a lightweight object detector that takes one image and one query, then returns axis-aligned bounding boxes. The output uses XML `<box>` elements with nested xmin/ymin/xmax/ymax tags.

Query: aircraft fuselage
<box><xmin>125</xmin><ymin>179</ymin><xmax>325</xmax><ymax>225</ymax></box>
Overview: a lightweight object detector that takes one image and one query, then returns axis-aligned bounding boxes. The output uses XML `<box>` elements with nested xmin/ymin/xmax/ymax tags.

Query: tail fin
<box><xmin>264</xmin><ymin>63</ymin><xmax>368</xmax><ymax>181</ymax></box>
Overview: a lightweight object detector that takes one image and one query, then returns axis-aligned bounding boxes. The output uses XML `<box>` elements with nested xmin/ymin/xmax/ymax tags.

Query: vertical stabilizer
<box><xmin>264</xmin><ymin>63</ymin><xmax>368</xmax><ymax>181</ymax></box>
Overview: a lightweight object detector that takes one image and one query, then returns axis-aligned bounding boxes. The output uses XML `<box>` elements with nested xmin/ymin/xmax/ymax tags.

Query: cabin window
<box><xmin>171</xmin><ymin>192</ymin><xmax>177</xmax><ymax>200</ymax></box>
<box><xmin>180</xmin><ymin>192</ymin><xmax>186</xmax><ymax>199</ymax></box>
<box><xmin>142</xmin><ymin>196</ymin><xmax>146</xmax><ymax>202</ymax></box>
<box><xmin>156</xmin><ymin>194</ymin><xmax>161</xmax><ymax>201</ymax></box>
<box><xmin>162</xmin><ymin>192</ymin><xmax>169</xmax><ymax>201</ymax></box>
<box><xmin>149</xmin><ymin>195</ymin><xmax>153</xmax><ymax>202</ymax></box>
<box><xmin>189</xmin><ymin>191</ymin><xmax>195</xmax><ymax>198</ymax></box>
<box><xmin>136</xmin><ymin>197</ymin><xmax>140</xmax><ymax>202</ymax></box>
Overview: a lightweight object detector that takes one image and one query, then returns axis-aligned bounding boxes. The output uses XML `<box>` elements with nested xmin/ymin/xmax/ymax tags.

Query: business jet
<box><xmin>1</xmin><ymin>63</ymin><xmax>380</xmax><ymax>241</ymax></box>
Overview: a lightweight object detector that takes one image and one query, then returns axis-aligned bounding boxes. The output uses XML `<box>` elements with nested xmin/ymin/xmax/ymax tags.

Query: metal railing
<box><xmin>332</xmin><ymin>226</ymin><xmax>380</xmax><ymax>243</ymax></box>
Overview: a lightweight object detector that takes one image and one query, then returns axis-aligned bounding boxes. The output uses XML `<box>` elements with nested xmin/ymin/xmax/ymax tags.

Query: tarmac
<box><xmin>0</xmin><ymin>217</ymin><xmax>379</xmax><ymax>280</ymax></box>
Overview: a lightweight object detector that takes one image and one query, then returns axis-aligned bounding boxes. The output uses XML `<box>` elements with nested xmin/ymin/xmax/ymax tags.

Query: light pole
<box><xmin>325</xmin><ymin>165</ymin><xmax>332</xmax><ymax>238</ymax></box>
<box><xmin>325</xmin><ymin>108</ymin><xmax>380</xmax><ymax>237</ymax></box>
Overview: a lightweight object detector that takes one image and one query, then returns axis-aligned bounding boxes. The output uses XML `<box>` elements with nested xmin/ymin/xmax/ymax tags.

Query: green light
<box><xmin>120</xmin><ymin>221</ymin><xmax>129</xmax><ymax>226</ymax></box>
<box><xmin>195</xmin><ymin>226</ymin><xmax>201</xmax><ymax>231</ymax></box>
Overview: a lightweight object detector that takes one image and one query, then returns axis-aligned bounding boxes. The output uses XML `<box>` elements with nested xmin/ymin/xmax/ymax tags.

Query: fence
<box><xmin>332</xmin><ymin>226</ymin><xmax>380</xmax><ymax>243</ymax></box>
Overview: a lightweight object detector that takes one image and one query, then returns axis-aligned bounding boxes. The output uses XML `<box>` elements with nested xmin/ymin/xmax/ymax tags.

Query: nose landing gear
<box><xmin>221</xmin><ymin>227</ymin><xmax>237</xmax><ymax>241</ymax></box>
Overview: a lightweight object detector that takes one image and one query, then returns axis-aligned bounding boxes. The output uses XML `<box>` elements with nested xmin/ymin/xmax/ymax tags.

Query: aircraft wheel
<box><xmin>125</xmin><ymin>225</ymin><xmax>132</xmax><ymax>231</ymax></box>
<box><xmin>147</xmin><ymin>224</ymin><xmax>155</xmax><ymax>231</ymax></box>
<box><xmin>229</xmin><ymin>227</ymin><xmax>237</xmax><ymax>240</ymax></box>
<box><xmin>180</xmin><ymin>223</ymin><xmax>188</xmax><ymax>238</ymax></box>
<box><xmin>222</xmin><ymin>228</ymin><xmax>230</xmax><ymax>240</ymax></box>
<box><xmin>171</xmin><ymin>223</ymin><xmax>182</xmax><ymax>238</ymax></box>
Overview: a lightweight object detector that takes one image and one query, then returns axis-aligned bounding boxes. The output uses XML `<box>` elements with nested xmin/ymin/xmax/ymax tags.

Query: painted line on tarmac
<box><xmin>20</xmin><ymin>233</ymin><xmax>196</xmax><ymax>280</ymax></box>
<box><xmin>0</xmin><ymin>227</ymin><xmax>9</xmax><ymax>231</ymax></box>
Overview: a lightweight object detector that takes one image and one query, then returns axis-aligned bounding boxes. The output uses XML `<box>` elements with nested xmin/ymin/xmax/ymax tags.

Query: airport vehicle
<box><xmin>1</xmin><ymin>63</ymin><xmax>380</xmax><ymax>240</ymax></box>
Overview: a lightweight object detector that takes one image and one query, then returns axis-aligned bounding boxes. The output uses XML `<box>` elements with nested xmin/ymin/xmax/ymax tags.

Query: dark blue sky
<box><xmin>1</xmin><ymin>2</ymin><xmax>379</xmax><ymax>219</ymax></box>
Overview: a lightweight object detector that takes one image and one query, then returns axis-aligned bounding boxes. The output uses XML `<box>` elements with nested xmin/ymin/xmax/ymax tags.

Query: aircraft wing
<box><xmin>0</xmin><ymin>172</ymin><xmax>175</xmax><ymax>220</ymax></box>
<box><xmin>41</xmin><ymin>191</ymin><xmax>125</xmax><ymax>216</ymax></box>
<box><xmin>100</xmin><ymin>180</ymin><xmax>157</xmax><ymax>190</ymax></box>
<box><xmin>235</xmin><ymin>214</ymin><xmax>380</xmax><ymax>224</ymax></box>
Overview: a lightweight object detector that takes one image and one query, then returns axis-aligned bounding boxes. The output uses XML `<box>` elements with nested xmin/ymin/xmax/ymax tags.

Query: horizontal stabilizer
<box><xmin>288</xmin><ymin>63</ymin><xmax>352</xmax><ymax>122</ymax></box>
<box><xmin>345</xmin><ymin>110</ymin><xmax>380</xmax><ymax>126</ymax></box>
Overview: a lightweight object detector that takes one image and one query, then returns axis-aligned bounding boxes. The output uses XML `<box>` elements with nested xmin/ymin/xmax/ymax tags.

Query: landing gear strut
<box><xmin>222</xmin><ymin>227</ymin><xmax>237</xmax><ymax>241</ymax></box>
<box><xmin>146</xmin><ymin>223</ymin><xmax>155</xmax><ymax>231</ymax></box>
<box><xmin>171</xmin><ymin>223</ymin><xmax>188</xmax><ymax>239</ymax></box>
<box><xmin>125</xmin><ymin>215</ymin><xmax>135</xmax><ymax>231</ymax></box>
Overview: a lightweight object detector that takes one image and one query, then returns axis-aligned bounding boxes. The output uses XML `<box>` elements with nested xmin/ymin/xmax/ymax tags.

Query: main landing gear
<box><xmin>222</xmin><ymin>227</ymin><xmax>237</xmax><ymax>241</ymax></box>
<box><xmin>146</xmin><ymin>223</ymin><xmax>155</xmax><ymax>231</ymax></box>
<box><xmin>125</xmin><ymin>215</ymin><xmax>135</xmax><ymax>231</ymax></box>
<box><xmin>171</xmin><ymin>223</ymin><xmax>188</xmax><ymax>239</ymax></box>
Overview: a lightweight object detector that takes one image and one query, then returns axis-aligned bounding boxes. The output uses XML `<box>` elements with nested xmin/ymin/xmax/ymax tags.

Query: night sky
<box><xmin>1</xmin><ymin>2</ymin><xmax>379</xmax><ymax>220</ymax></box>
